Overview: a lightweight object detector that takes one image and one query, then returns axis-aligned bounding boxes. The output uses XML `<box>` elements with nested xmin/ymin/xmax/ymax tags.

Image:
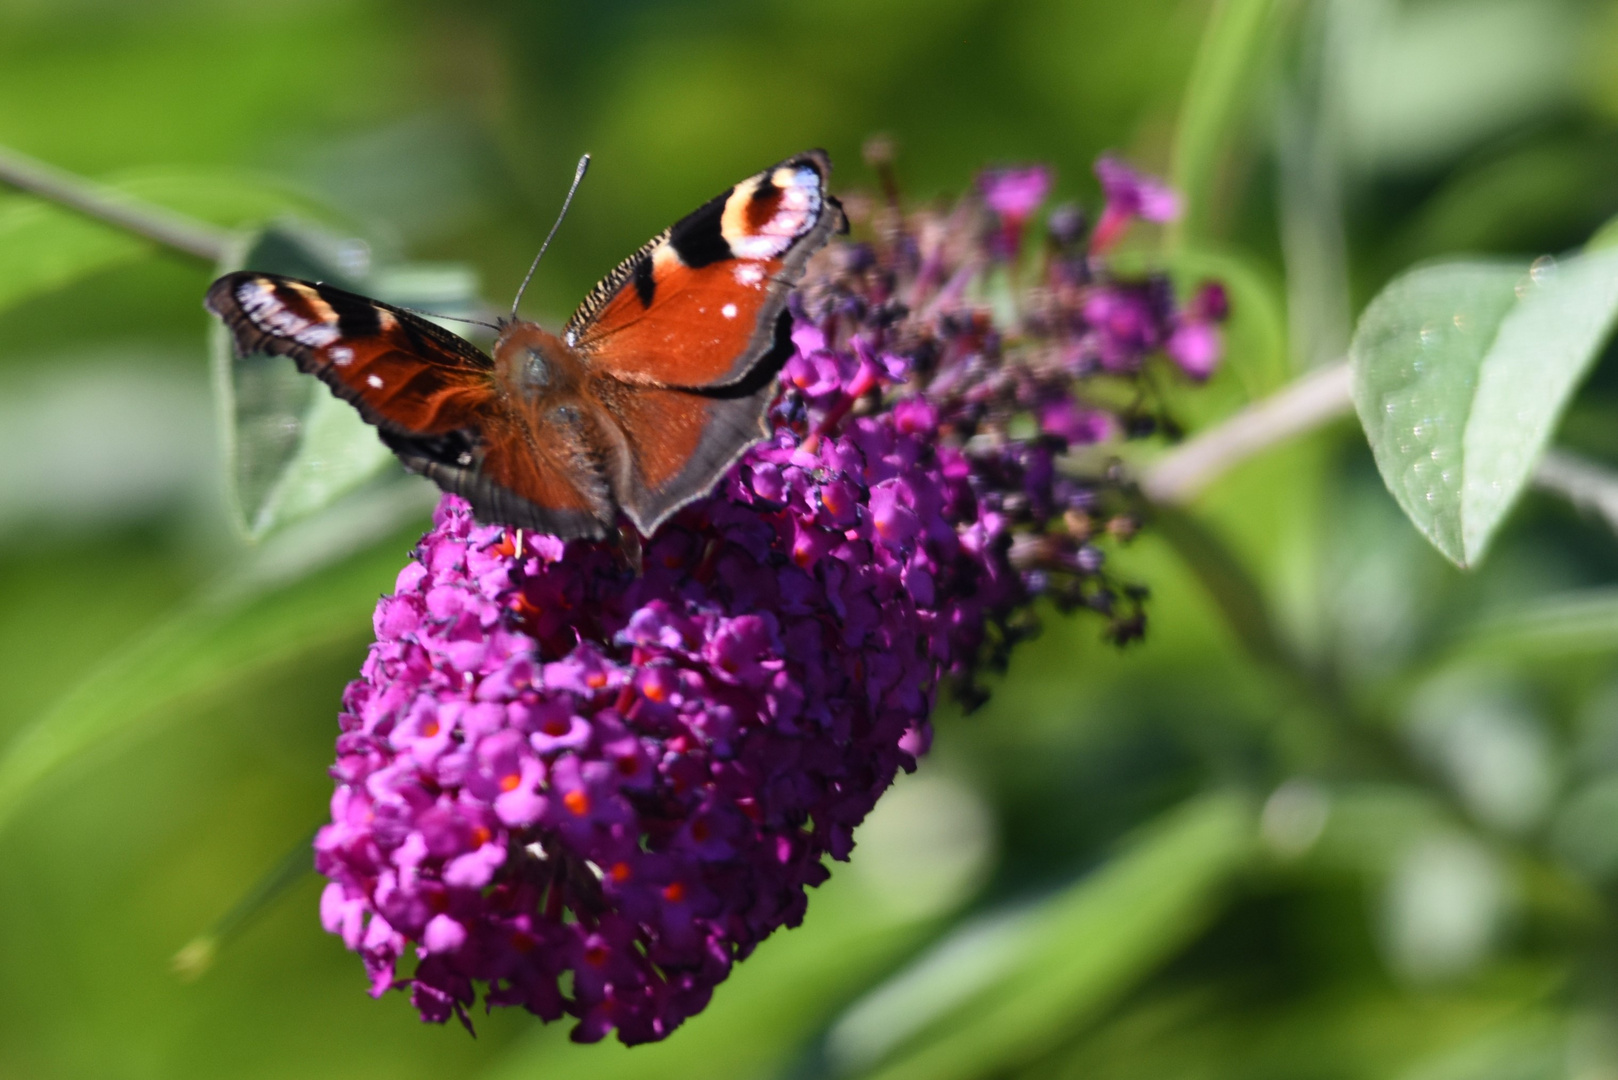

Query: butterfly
<box><xmin>205</xmin><ymin>150</ymin><xmax>844</xmax><ymax>541</ymax></box>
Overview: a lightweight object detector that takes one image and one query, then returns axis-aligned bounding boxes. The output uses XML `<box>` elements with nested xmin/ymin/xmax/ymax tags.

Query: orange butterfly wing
<box><xmin>565</xmin><ymin>150</ymin><xmax>842</xmax><ymax>389</ymax></box>
<box><xmin>206</xmin><ymin>273</ymin><xmax>614</xmax><ymax>538</ymax></box>
<box><xmin>563</xmin><ymin>150</ymin><xmax>842</xmax><ymax>533</ymax></box>
<box><xmin>588</xmin><ymin>317</ymin><xmax>794</xmax><ymax>535</ymax></box>
<box><xmin>206</xmin><ymin>150</ymin><xmax>844</xmax><ymax>542</ymax></box>
<box><xmin>207</xmin><ymin>273</ymin><xmax>495</xmax><ymax>434</ymax></box>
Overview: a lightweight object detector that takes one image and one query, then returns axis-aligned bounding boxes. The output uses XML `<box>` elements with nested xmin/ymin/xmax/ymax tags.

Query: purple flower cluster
<box><xmin>315</xmin><ymin>153</ymin><xmax>1224</xmax><ymax>1042</ymax></box>
<box><xmin>973</xmin><ymin>156</ymin><xmax>1222</xmax><ymax>382</ymax></box>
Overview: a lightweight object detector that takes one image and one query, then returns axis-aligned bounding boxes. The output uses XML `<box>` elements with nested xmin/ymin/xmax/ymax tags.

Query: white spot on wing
<box><xmin>296</xmin><ymin>324</ymin><xmax>340</xmax><ymax>347</ymax></box>
<box><xmin>721</xmin><ymin>303</ymin><xmax>738</xmax><ymax>319</ymax></box>
<box><xmin>366</xmin><ymin>374</ymin><xmax>384</xmax><ymax>389</ymax></box>
<box><xmin>330</xmin><ymin>346</ymin><xmax>354</xmax><ymax>366</ymax></box>
<box><xmin>734</xmin><ymin>263</ymin><xmax>765</xmax><ymax>287</ymax></box>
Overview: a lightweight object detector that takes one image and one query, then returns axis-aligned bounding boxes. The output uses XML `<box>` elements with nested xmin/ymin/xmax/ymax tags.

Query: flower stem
<box><xmin>0</xmin><ymin>142</ymin><xmax>230</xmax><ymax>263</ymax></box>
<box><xmin>1141</xmin><ymin>360</ymin><xmax>1354</xmax><ymax>503</ymax></box>
<box><xmin>1533</xmin><ymin>449</ymin><xmax>1618</xmax><ymax>538</ymax></box>
<box><xmin>1141</xmin><ymin>362</ymin><xmax>1618</xmax><ymax>530</ymax></box>
<box><xmin>171</xmin><ymin>826</ymin><xmax>317</xmax><ymax>981</ymax></box>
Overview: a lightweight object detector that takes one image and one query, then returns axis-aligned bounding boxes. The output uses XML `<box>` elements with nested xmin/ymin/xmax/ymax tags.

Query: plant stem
<box><xmin>1141</xmin><ymin>361</ymin><xmax>1618</xmax><ymax>529</ymax></box>
<box><xmin>1533</xmin><ymin>449</ymin><xmax>1618</xmax><ymax>538</ymax></box>
<box><xmin>0</xmin><ymin>143</ymin><xmax>230</xmax><ymax>263</ymax></box>
<box><xmin>1141</xmin><ymin>360</ymin><xmax>1353</xmax><ymax>503</ymax></box>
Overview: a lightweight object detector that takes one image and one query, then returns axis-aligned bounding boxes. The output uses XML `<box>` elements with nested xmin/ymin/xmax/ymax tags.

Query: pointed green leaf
<box><xmin>212</xmin><ymin>223</ymin><xmax>483</xmax><ymax>539</ymax></box>
<box><xmin>1448</xmin><ymin>588</ymin><xmax>1618</xmax><ymax>660</ymax></box>
<box><xmin>854</xmin><ymin>795</ymin><xmax>1252</xmax><ymax>1080</ymax></box>
<box><xmin>0</xmin><ymin>496</ymin><xmax>431</xmax><ymax>836</ymax></box>
<box><xmin>1586</xmin><ymin>210</ymin><xmax>1618</xmax><ymax>253</ymax></box>
<box><xmin>0</xmin><ymin>168</ymin><xmax>324</xmax><ymax>317</ymax></box>
<box><xmin>1169</xmin><ymin>0</ymin><xmax>1287</xmax><ymax>246</ymax></box>
<box><xmin>1350</xmin><ymin>251</ymin><xmax>1618</xmax><ymax>567</ymax></box>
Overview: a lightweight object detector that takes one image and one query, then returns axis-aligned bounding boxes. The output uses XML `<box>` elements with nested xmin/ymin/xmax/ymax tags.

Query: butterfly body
<box><xmin>207</xmin><ymin>150</ymin><xmax>843</xmax><ymax>540</ymax></box>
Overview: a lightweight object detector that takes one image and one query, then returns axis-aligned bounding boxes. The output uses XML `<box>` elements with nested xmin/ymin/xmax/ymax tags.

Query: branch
<box><xmin>0</xmin><ymin>143</ymin><xmax>230</xmax><ymax>263</ymax></box>
<box><xmin>1533</xmin><ymin>449</ymin><xmax>1618</xmax><ymax>538</ymax></box>
<box><xmin>1141</xmin><ymin>360</ymin><xmax>1354</xmax><ymax>504</ymax></box>
<box><xmin>1138</xmin><ymin>363</ymin><xmax>1618</xmax><ymax>542</ymax></box>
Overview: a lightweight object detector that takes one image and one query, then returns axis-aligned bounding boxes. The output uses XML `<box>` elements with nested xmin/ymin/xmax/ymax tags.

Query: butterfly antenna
<box><xmin>510</xmin><ymin>153</ymin><xmax>591</xmax><ymax>320</ymax></box>
<box><xmin>394</xmin><ymin>306</ymin><xmax>503</xmax><ymax>333</ymax></box>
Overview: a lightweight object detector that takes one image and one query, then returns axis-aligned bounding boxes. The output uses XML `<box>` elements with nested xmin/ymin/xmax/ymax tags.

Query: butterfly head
<box><xmin>495</xmin><ymin>320</ymin><xmax>582</xmax><ymax>398</ymax></box>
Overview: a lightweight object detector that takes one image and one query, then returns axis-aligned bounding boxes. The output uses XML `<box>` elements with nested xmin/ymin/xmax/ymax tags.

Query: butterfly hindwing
<box><xmin>592</xmin><ymin>311</ymin><xmax>795</xmax><ymax>535</ymax></box>
<box><xmin>564</xmin><ymin>150</ymin><xmax>843</xmax><ymax>390</ymax></box>
<box><xmin>383</xmin><ymin>411</ymin><xmax>614</xmax><ymax>539</ymax></box>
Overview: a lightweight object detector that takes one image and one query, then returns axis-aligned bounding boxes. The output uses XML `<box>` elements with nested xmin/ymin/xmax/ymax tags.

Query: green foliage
<box><xmin>858</xmin><ymin>796</ymin><xmax>1252</xmax><ymax>1080</ymax></box>
<box><xmin>212</xmin><ymin>224</ymin><xmax>481</xmax><ymax>538</ymax></box>
<box><xmin>1350</xmin><ymin>252</ymin><xmax>1618</xmax><ymax>567</ymax></box>
<box><xmin>0</xmin><ymin>170</ymin><xmax>322</xmax><ymax>319</ymax></box>
<box><xmin>4</xmin><ymin>0</ymin><xmax>1618</xmax><ymax>1078</ymax></box>
<box><xmin>1168</xmin><ymin>0</ymin><xmax>1288</xmax><ymax>247</ymax></box>
<box><xmin>0</xmin><ymin>512</ymin><xmax>419</xmax><ymax>835</ymax></box>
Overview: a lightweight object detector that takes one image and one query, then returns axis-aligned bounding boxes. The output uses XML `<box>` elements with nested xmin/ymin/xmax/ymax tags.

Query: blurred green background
<box><xmin>10</xmin><ymin>0</ymin><xmax>1618</xmax><ymax>1077</ymax></box>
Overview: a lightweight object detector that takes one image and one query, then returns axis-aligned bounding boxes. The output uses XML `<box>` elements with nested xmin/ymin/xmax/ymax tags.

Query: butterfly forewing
<box><xmin>206</xmin><ymin>273</ymin><xmax>497</xmax><ymax>435</ymax></box>
<box><xmin>556</xmin><ymin>150</ymin><xmax>841</xmax><ymax>535</ymax></box>
<box><xmin>208</xmin><ymin>272</ymin><xmax>615</xmax><ymax>538</ymax></box>
<box><xmin>565</xmin><ymin>150</ymin><xmax>843</xmax><ymax>389</ymax></box>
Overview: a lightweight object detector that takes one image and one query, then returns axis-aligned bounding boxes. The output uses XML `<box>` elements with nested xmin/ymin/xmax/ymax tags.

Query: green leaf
<box><xmin>1448</xmin><ymin>589</ymin><xmax>1618</xmax><ymax>660</ymax></box>
<box><xmin>1587</xmin><ymin>209</ymin><xmax>1618</xmax><ymax>253</ymax></box>
<box><xmin>1168</xmin><ymin>0</ymin><xmax>1286</xmax><ymax>246</ymax></box>
<box><xmin>0</xmin><ymin>498</ymin><xmax>429</xmax><ymax>836</ymax></box>
<box><xmin>854</xmin><ymin>794</ymin><xmax>1252</xmax><ymax>1080</ymax></box>
<box><xmin>171</xmin><ymin>827</ymin><xmax>318</xmax><ymax>982</ymax></box>
<box><xmin>0</xmin><ymin>167</ymin><xmax>323</xmax><ymax>318</ymax></box>
<box><xmin>1349</xmin><ymin>252</ymin><xmax>1618</xmax><ymax>568</ymax></box>
<box><xmin>212</xmin><ymin>223</ymin><xmax>483</xmax><ymax>539</ymax></box>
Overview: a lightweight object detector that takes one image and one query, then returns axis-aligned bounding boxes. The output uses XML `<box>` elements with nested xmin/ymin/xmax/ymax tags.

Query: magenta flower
<box><xmin>314</xmin><ymin>153</ymin><xmax>1217</xmax><ymax>1043</ymax></box>
<box><xmin>980</xmin><ymin>165</ymin><xmax>1053</xmax><ymax>259</ymax></box>
<box><xmin>1165</xmin><ymin>282</ymin><xmax>1230</xmax><ymax>380</ymax></box>
<box><xmin>1091</xmin><ymin>155</ymin><xmax>1181</xmax><ymax>253</ymax></box>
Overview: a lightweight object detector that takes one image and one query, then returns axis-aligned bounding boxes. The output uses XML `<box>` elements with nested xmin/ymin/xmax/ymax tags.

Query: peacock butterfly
<box><xmin>205</xmin><ymin>150</ymin><xmax>844</xmax><ymax>541</ymax></box>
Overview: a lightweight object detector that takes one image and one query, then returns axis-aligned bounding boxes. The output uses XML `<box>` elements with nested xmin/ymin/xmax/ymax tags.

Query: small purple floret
<box><xmin>1092</xmin><ymin>155</ymin><xmax>1182</xmax><ymax>253</ymax></box>
<box><xmin>980</xmin><ymin>165</ymin><xmax>1053</xmax><ymax>259</ymax></box>
<box><xmin>1095</xmin><ymin>155</ymin><xmax>1181</xmax><ymax>223</ymax></box>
